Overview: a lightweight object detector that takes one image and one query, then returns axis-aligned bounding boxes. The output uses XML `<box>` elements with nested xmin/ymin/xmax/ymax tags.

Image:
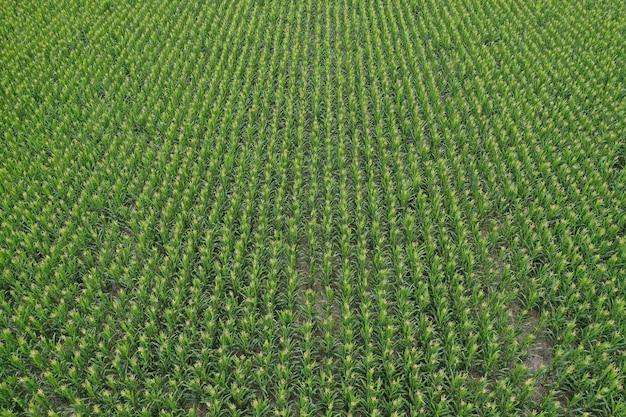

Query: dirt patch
<box><xmin>524</xmin><ymin>311</ymin><xmax>551</xmax><ymax>367</ymax></box>
<box><xmin>109</xmin><ymin>283</ymin><xmax>120</xmax><ymax>299</ymax></box>
<box><xmin>296</xmin><ymin>237</ymin><xmax>341</xmax><ymax>326</ymax></box>
<box><xmin>295</xmin><ymin>237</ymin><xmax>342</xmax><ymax>365</ymax></box>
<box><xmin>510</xmin><ymin>304</ymin><xmax>555</xmax><ymax>406</ymax></box>
<box><xmin>196</xmin><ymin>403</ymin><xmax>208</xmax><ymax>417</ymax></box>
<box><xmin>465</xmin><ymin>301</ymin><xmax>560</xmax><ymax>416</ymax></box>
<box><xmin>479</xmin><ymin>218</ymin><xmax>494</xmax><ymax>239</ymax></box>
<box><xmin>478</xmin><ymin>218</ymin><xmax>507</xmax><ymax>284</ymax></box>
<box><xmin>183</xmin><ymin>402</ymin><xmax>208</xmax><ymax>417</ymax></box>
<box><xmin>49</xmin><ymin>393</ymin><xmax>72</xmax><ymax>413</ymax></box>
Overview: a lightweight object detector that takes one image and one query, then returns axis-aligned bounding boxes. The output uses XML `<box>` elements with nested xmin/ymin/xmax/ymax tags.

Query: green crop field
<box><xmin>1</xmin><ymin>0</ymin><xmax>625</xmax><ymax>416</ymax></box>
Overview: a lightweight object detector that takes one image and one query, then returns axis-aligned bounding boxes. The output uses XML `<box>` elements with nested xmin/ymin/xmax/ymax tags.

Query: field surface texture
<box><xmin>1</xmin><ymin>0</ymin><xmax>625</xmax><ymax>416</ymax></box>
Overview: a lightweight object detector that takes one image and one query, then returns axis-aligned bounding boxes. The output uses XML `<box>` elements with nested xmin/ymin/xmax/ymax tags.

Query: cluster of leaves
<box><xmin>1</xmin><ymin>0</ymin><xmax>625</xmax><ymax>416</ymax></box>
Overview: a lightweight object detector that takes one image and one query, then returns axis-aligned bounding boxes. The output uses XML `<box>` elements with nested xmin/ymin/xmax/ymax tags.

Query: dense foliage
<box><xmin>1</xmin><ymin>0</ymin><xmax>625</xmax><ymax>416</ymax></box>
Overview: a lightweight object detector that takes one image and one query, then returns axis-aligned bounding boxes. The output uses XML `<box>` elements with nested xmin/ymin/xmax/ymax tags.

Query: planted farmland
<box><xmin>1</xmin><ymin>0</ymin><xmax>625</xmax><ymax>416</ymax></box>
